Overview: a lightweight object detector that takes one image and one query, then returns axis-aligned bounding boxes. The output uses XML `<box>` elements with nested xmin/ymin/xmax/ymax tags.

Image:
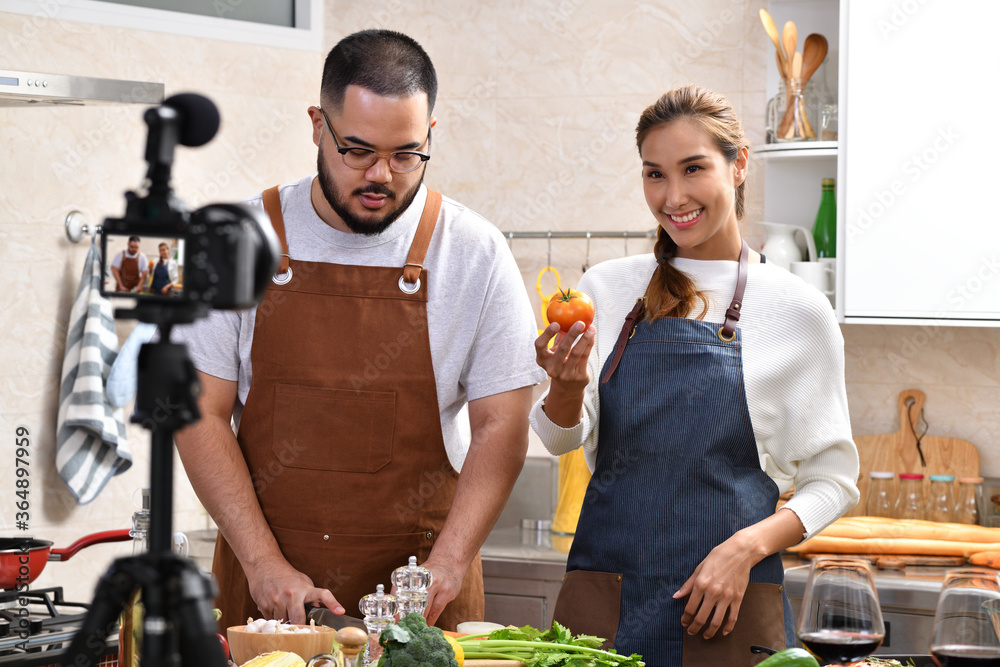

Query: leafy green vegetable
<box><xmin>377</xmin><ymin>612</ymin><xmax>458</xmax><ymax>667</ymax></box>
<box><xmin>456</xmin><ymin>621</ymin><xmax>644</xmax><ymax>667</ymax></box>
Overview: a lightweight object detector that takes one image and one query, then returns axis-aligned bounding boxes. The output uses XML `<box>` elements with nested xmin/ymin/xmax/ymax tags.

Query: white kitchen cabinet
<box><xmin>761</xmin><ymin>0</ymin><xmax>1000</xmax><ymax>325</ymax></box>
<box><xmin>840</xmin><ymin>0</ymin><xmax>1000</xmax><ymax>323</ymax></box>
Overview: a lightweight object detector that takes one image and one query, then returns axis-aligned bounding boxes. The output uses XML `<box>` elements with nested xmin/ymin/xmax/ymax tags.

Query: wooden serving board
<box><xmin>847</xmin><ymin>389</ymin><xmax>980</xmax><ymax>517</ymax></box>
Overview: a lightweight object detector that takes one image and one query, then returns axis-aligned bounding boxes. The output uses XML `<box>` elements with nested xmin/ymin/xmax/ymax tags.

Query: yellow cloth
<box><xmin>551</xmin><ymin>448</ymin><xmax>592</xmax><ymax>549</ymax></box>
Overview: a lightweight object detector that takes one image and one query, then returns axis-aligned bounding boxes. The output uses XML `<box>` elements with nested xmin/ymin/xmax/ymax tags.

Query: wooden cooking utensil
<box><xmin>781</xmin><ymin>20</ymin><xmax>797</xmax><ymax>70</ymax></box>
<box><xmin>778</xmin><ymin>52</ymin><xmax>805</xmax><ymax>139</ymax></box>
<box><xmin>847</xmin><ymin>388</ymin><xmax>981</xmax><ymax>518</ymax></box>
<box><xmin>796</xmin><ymin>33</ymin><xmax>829</xmax><ymax>138</ymax></box>
<box><xmin>759</xmin><ymin>9</ymin><xmax>787</xmax><ymax>76</ymax></box>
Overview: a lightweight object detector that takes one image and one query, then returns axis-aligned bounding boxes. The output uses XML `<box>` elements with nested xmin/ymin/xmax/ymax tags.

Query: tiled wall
<box><xmin>1</xmin><ymin>1</ymin><xmax>997</xmax><ymax>604</ymax></box>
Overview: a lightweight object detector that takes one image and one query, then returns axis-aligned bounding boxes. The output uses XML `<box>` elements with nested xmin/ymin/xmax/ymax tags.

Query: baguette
<box><xmin>788</xmin><ymin>535</ymin><xmax>1000</xmax><ymax>557</ymax></box>
<box><xmin>819</xmin><ymin>516</ymin><xmax>1000</xmax><ymax>543</ymax></box>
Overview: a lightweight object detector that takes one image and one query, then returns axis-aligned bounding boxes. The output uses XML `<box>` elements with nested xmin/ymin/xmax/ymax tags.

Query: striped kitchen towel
<box><xmin>56</xmin><ymin>240</ymin><xmax>131</xmax><ymax>504</ymax></box>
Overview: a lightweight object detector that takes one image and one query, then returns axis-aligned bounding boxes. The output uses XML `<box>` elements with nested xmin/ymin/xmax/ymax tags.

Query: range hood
<box><xmin>0</xmin><ymin>69</ymin><xmax>164</xmax><ymax>107</ymax></box>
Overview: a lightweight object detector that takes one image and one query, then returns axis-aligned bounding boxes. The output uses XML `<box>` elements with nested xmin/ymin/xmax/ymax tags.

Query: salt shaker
<box><xmin>392</xmin><ymin>556</ymin><xmax>433</xmax><ymax>618</ymax></box>
<box><xmin>360</xmin><ymin>583</ymin><xmax>396</xmax><ymax>665</ymax></box>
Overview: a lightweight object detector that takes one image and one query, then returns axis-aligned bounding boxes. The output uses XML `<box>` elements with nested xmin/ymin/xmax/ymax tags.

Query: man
<box><xmin>148</xmin><ymin>241</ymin><xmax>179</xmax><ymax>295</ymax></box>
<box><xmin>110</xmin><ymin>236</ymin><xmax>148</xmax><ymax>292</ymax></box>
<box><xmin>173</xmin><ymin>29</ymin><xmax>545</xmax><ymax>631</ymax></box>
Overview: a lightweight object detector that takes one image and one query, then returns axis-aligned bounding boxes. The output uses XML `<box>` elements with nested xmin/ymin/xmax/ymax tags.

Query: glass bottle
<box><xmin>813</xmin><ymin>179</ymin><xmax>837</xmax><ymax>259</ymax></box>
<box><xmin>866</xmin><ymin>471</ymin><xmax>895</xmax><ymax>518</ymax></box>
<box><xmin>896</xmin><ymin>473</ymin><xmax>925</xmax><ymax>520</ymax></box>
<box><xmin>120</xmin><ymin>488</ymin><xmax>150</xmax><ymax>667</ymax></box>
<box><xmin>927</xmin><ymin>475</ymin><xmax>956</xmax><ymax>522</ymax></box>
<box><xmin>765</xmin><ymin>80</ymin><xmax>786</xmax><ymax>144</ymax></box>
<box><xmin>955</xmin><ymin>476</ymin><xmax>984</xmax><ymax>525</ymax></box>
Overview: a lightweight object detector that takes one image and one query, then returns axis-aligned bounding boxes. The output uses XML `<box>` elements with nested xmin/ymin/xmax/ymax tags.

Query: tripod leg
<box><xmin>57</xmin><ymin>559</ymin><xmax>139</xmax><ymax>667</ymax></box>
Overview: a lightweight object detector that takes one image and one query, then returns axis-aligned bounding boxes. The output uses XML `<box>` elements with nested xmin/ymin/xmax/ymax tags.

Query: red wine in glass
<box><xmin>931</xmin><ymin>645</ymin><xmax>1000</xmax><ymax>667</ymax></box>
<box><xmin>799</xmin><ymin>631</ymin><xmax>884</xmax><ymax>664</ymax></box>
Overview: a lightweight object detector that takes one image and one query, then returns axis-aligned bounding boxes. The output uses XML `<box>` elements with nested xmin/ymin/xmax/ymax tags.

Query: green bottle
<box><xmin>813</xmin><ymin>178</ymin><xmax>837</xmax><ymax>258</ymax></box>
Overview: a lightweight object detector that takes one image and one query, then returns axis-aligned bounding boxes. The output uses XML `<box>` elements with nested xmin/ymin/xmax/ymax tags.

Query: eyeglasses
<box><xmin>318</xmin><ymin>106</ymin><xmax>431</xmax><ymax>173</ymax></box>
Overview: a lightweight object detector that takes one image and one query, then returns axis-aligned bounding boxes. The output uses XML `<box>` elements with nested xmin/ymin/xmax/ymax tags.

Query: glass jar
<box><xmin>820</xmin><ymin>103</ymin><xmax>838</xmax><ymax>141</ymax></box>
<box><xmin>927</xmin><ymin>475</ymin><xmax>956</xmax><ymax>522</ymax></box>
<box><xmin>866</xmin><ymin>471</ymin><xmax>895</xmax><ymax>517</ymax></box>
<box><xmin>766</xmin><ymin>79</ymin><xmax>821</xmax><ymax>144</ymax></box>
<box><xmin>955</xmin><ymin>476</ymin><xmax>984</xmax><ymax>525</ymax></box>
<box><xmin>896</xmin><ymin>473</ymin><xmax>925</xmax><ymax>520</ymax></box>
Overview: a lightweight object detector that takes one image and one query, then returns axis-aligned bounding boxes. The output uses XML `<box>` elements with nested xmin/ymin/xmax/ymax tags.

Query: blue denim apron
<box><xmin>557</xmin><ymin>242</ymin><xmax>794</xmax><ymax>666</ymax></box>
<box><xmin>150</xmin><ymin>261</ymin><xmax>171</xmax><ymax>294</ymax></box>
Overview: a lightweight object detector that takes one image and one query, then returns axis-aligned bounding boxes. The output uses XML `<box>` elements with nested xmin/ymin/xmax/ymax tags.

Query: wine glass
<box><xmin>796</xmin><ymin>556</ymin><xmax>886</xmax><ymax>665</ymax></box>
<box><xmin>930</xmin><ymin>567</ymin><xmax>1000</xmax><ymax>666</ymax></box>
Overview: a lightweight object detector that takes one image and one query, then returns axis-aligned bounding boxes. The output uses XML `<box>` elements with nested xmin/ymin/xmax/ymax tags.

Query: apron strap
<box><xmin>402</xmin><ymin>190</ymin><xmax>443</xmax><ymax>284</ymax></box>
<box><xmin>262</xmin><ymin>185</ymin><xmax>290</xmax><ymax>274</ymax></box>
<box><xmin>600</xmin><ymin>298</ymin><xmax>645</xmax><ymax>384</ymax></box>
<box><xmin>718</xmin><ymin>238</ymin><xmax>750</xmax><ymax>342</ymax></box>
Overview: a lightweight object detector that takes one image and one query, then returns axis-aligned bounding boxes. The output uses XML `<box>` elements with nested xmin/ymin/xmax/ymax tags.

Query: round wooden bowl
<box><xmin>227</xmin><ymin>624</ymin><xmax>337</xmax><ymax>665</ymax></box>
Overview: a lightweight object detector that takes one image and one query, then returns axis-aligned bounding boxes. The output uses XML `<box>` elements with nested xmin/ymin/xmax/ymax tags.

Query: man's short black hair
<box><xmin>128</xmin><ymin>236</ymin><xmax>140</xmax><ymax>243</ymax></box>
<box><xmin>321</xmin><ymin>29</ymin><xmax>437</xmax><ymax>116</ymax></box>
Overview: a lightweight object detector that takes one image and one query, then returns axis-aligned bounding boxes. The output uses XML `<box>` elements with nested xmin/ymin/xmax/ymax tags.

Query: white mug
<box><xmin>789</xmin><ymin>260</ymin><xmax>834</xmax><ymax>299</ymax></box>
<box><xmin>818</xmin><ymin>257</ymin><xmax>837</xmax><ymax>306</ymax></box>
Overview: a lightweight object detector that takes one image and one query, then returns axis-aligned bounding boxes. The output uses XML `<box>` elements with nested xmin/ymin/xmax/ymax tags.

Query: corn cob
<box><xmin>238</xmin><ymin>650</ymin><xmax>307</xmax><ymax>667</ymax></box>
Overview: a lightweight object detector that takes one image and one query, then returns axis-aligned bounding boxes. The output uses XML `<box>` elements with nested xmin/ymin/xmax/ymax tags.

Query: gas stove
<box><xmin>0</xmin><ymin>586</ymin><xmax>117</xmax><ymax>666</ymax></box>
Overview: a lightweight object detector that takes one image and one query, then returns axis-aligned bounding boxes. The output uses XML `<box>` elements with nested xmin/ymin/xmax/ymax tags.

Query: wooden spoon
<box><xmin>797</xmin><ymin>33</ymin><xmax>829</xmax><ymax>138</ymax></box>
<box><xmin>759</xmin><ymin>9</ymin><xmax>787</xmax><ymax>77</ymax></box>
<box><xmin>781</xmin><ymin>20</ymin><xmax>798</xmax><ymax>70</ymax></box>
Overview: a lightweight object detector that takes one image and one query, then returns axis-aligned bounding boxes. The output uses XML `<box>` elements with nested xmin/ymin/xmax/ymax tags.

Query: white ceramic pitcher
<box><xmin>758</xmin><ymin>222</ymin><xmax>817</xmax><ymax>270</ymax></box>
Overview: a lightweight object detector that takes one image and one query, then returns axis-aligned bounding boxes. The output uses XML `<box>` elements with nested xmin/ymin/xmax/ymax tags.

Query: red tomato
<box><xmin>545</xmin><ymin>288</ymin><xmax>595</xmax><ymax>331</ymax></box>
<box><xmin>217</xmin><ymin>633</ymin><xmax>229</xmax><ymax>660</ymax></box>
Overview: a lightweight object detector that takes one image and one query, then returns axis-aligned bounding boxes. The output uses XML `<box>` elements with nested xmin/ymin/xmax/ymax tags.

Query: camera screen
<box><xmin>101</xmin><ymin>234</ymin><xmax>186</xmax><ymax>300</ymax></box>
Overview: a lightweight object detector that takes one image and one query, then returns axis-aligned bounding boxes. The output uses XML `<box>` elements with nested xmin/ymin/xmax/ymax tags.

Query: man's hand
<box><xmin>419</xmin><ymin>554</ymin><xmax>467</xmax><ymax>627</ymax></box>
<box><xmin>245</xmin><ymin>557</ymin><xmax>343</xmax><ymax>624</ymax></box>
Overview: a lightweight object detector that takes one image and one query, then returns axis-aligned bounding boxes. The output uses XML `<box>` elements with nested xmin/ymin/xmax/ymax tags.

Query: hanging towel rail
<box><xmin>503</xmin><ymin>230</ymin><xmax>655</xmax><ymax>239</ymax></box>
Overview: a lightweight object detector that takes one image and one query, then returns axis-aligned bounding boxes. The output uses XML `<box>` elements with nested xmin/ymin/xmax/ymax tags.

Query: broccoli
<box><xmin>377</xmin><ymin>612</ymin><xmax>458</xmax><ymax>667</ymax></box>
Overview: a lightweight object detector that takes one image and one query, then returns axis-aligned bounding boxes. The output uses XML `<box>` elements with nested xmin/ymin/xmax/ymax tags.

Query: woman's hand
<box><xmin>534</xmin><ymin>322</ymin><xmax>596</xmax><ymax>428</ymax></box>
<box><xmin>674</xmin><ymin>509</ymin><xmax>806</xmax><ymax>639</ymax></box>
<box><xmin>534</xmin><ymin>321</ymin><xmax>595</xmax><ymax>391</ymax></box>
<box><xmin>673</xmin><ymin>531</ymin><xmax>757</xmax><ymax>639</ymax></box>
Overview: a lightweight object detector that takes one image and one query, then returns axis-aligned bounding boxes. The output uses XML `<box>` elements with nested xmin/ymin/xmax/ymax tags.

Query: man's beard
<box><xmin>316</xmin><ymin>145</ymin><xmax>424</xmax><ymax>236</ymax></box>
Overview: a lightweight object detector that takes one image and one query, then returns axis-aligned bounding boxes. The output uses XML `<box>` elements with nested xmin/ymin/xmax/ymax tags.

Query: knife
<box><xmin>306</xmin><ymin>605</ymin><xmax>368</xmax><ymax>631</ymax></box>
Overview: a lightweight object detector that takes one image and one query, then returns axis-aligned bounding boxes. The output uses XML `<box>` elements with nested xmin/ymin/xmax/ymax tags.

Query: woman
<box><xmin>148</xmin><ymin>241</ymin><xmax>179</xmax><ymax>295</ymax></box>
<box><xmin>531</xmin><ymin>86</ymin><xmax>859</xmax><ymax>666</ymax></box>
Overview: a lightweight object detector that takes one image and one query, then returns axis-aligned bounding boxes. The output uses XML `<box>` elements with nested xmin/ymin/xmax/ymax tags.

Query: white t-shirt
<box><xmin>112</xmin><ymin>250</ymin><xmax>148</xmax><ymax>271</ymax></box>
<box><xmin>174</xmin><ymin>175</ymin><xmax>546</xmax><ymax>471</ymax></box>
<box><xmin>529</xmin><ymin>253</ymin><xmax>860</xmax><ymax>538</ymax></box>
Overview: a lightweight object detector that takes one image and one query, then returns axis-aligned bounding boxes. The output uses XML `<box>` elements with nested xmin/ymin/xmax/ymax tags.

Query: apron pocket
<box><xmin>270</xmin><ymin>524</ymin><xmax>434</xmax><ymax>605</ymax></box>
<box><xmin>681</xmin><ymin>582</ymin><xmax>787</xmax><ymax>667</ymax></box>
<box><xmin>552</xmin><ymin>569</ymin><xmax>622</xmax><ymax>650</ymax></box>
<box><xmin>272</xmin><ymin>383</ymin><xmax>395</xmax><ymax>473</ymax></box>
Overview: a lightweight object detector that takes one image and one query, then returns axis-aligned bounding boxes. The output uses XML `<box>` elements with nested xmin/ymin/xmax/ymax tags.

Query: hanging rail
<box><xmin>502</xmin><ymin>230</ymin><xmax>655</xmax><ymax>239</ymax></box>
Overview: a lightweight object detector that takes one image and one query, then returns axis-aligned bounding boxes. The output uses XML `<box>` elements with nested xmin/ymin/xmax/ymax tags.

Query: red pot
<box><xmin>0</xmin><ymin>529</ymin><xmax>132</xmax><ymax>589</ymax></box>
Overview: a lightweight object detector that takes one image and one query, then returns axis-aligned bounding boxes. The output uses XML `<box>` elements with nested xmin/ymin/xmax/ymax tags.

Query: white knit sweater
<box><xmin>529</xmin><ymin>253</ymin><xmax>860</xmax><ymax>539</ymax></box>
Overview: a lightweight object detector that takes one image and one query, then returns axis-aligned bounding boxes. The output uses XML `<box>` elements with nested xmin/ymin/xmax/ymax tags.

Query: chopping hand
<box><xmin>246</xmin><ymin>557</ymin><xmax>342</xmax><ymax>624</ymax></box>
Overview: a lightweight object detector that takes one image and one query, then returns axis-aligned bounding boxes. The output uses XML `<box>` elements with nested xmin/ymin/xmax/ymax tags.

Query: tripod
<box><xmin>59</xmin><ymin>307</ymin><xmax>226</xmax><ymax>667</ymax></box>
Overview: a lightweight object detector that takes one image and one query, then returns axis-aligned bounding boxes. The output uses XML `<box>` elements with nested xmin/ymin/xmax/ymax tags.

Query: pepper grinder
<box><xmin>392</xmin><ymin>556</ymin><xmax>433</xmax><ymax>619</ymax></box>
<box><xmin>360</xmin><ymin>583</ymin><xmax>397</xmax><ymax>665</ymax></box>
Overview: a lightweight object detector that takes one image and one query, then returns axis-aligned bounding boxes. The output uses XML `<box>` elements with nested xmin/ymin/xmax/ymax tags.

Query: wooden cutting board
<box><xmin>846</xmin><ymin>388</ymin><xmax>980</xmax><ymax>517</ymax></box>
<box><xmin>466</xmin><ymin>661</ymin><xmax>526</xmax><ymax>666</ymax></box>
<box><xmin>798</xmin><ymin>552</ymin><xmax>966</xmax><ymax>568</ymax></box>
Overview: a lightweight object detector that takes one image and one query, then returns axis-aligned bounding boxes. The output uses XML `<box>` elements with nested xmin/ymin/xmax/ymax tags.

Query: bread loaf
<box><xmin>789</xmin><ymin>517</ymin><xmax>1000</xmax><ymax>558</ymax></box>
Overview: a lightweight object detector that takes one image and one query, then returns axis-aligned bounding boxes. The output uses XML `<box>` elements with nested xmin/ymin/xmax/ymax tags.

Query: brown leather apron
<box><xmin>212</xmin><ymin>185</ymin><xmax>484</xmax><ymax>631</ymax></box>
<box><xmin>119</xmin><ymin>253</ymin><xmax>140</xmax><ymax>291</ymax></box>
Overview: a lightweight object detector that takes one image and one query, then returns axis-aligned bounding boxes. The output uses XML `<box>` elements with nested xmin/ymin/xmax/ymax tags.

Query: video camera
<box><xmin>99</xmin><ymin>93</ymin><xmax>280</xmax><ymax>319</ymax></box>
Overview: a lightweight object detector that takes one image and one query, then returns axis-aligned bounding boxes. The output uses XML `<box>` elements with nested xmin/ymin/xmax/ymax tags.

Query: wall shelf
<box><xmin>755</xmin><ymin>141</ymin><xmax>838</xmax><ymax>159</ymax></box>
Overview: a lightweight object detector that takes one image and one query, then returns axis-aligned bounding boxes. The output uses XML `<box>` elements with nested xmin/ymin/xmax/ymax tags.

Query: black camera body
<box><xmin>99</xmin><ymin>93</ymin><xmax>279</xmax><ymax>315</ymax></box>
<box><xmin>100</xmin><ymin>201</ymin><xmax>277</xmax><ymax>310</ymax></box>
